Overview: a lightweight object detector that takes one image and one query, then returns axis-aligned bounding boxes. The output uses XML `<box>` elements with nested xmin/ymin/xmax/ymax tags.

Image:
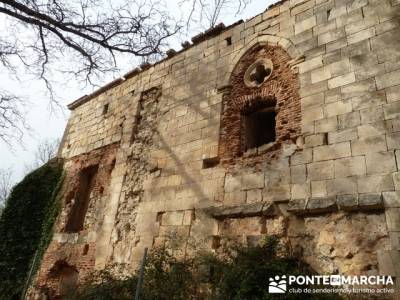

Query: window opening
<box><xmin>241</xmin><ymin>100</ymin><xmax>276</xmax><ymax>151</ymax></box>
<box><xmin>65</xmin><ymin>165</ymin><xmax>98</xmax><ymax>232</ymax></box>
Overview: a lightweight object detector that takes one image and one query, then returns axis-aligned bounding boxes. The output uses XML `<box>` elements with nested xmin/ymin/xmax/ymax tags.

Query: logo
<box><xmin>268</xmin><ymin>275</ymin><xmax>287</xmax><ymax>293</ymax></box>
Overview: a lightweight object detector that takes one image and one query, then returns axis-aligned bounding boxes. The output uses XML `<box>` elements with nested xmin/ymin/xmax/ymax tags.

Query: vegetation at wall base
<box><xmin>0</xmin><ymin>159</ymin><xmax>63</xmax><ymax>300</ymax></box>
<box><xmin>72</xmin><ymin>236</ymin><xmax>342</xmax><ymax>300</ymax></box>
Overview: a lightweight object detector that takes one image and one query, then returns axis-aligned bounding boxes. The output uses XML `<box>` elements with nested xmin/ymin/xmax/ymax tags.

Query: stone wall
<box><xmin>33</xmin><ymin>0</ymin><xmax>400</xmax><ymax>297</ymax></box>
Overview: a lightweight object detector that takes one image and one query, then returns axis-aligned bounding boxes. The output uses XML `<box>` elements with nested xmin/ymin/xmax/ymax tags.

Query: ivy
<box><xmin>0</xmin><ymin>160</ymin><xmax>63</xmax><ymax>300</ymax></box>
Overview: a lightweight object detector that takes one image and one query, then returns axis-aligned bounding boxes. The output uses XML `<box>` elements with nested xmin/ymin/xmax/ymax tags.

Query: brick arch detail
<box><xmin>219</xmin><ymin>34</ymin><xmax>301</xmax><ymax>89</ymax></box>
<box><xmin>218</xmin><ymin>43</ymin><xmax>302</xmax><ymax>166</ymax></box>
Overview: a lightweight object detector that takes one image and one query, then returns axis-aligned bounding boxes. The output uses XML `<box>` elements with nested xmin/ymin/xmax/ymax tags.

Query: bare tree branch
<box><xmin>0</xmin><ymin>90</ymin><xmax>28</xmax><ymax>146</ymax></box>
<box><xmin>180</xmin><ymin>0</ymin><xmax>252</xmax><ymax>29</ymax></box>
<box><xmin>0</xmin><ymin>167</ymin><xmax>13</xmax><ymax>211</ymax></box>
<box><xmin>23</xmin><ymin>137</ymin><xmax>60</xmax><ymax>174</ymax></box>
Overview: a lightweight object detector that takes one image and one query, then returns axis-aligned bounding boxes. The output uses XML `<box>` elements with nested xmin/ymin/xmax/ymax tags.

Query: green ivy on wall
<box><xmin>0</xmin><ymin>160</ymin><xmax>63</xmax><ymax>300</ymax></box>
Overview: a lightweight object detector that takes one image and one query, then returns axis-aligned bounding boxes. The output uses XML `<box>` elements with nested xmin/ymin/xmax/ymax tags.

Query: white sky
<box><xmin>0</xmin><ymin>1</ymin><xmax>274</xmax><ymax>183</ymax></box>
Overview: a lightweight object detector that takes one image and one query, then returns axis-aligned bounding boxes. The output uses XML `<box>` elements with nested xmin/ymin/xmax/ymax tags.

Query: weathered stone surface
<box><xmin>334</xmin><ymin>156</ymin><xmax>366</xmax><ymax>177</ymax></box>
<box><xmin>336</xmin><ymin>194</ymin><xmax>358</xmax><ymax>211</ymax></box>
<box><xmin>313</xmin><ymin>142</ymin><xmax>351</xmax><ymax>161</ymax></box>
<box><xmin>365</xmin><ymin>151</ymin><xmax>397</xmax><ymax>174</ymax></box>
<box><xmin>358</xmin><ymin>193</ymin><xmax>384</xmax><ymax>211</ymax></box>
<box><xmin>287</xmin><ymin>199</ymin><xmax>307</xmax><ymax>215</ymax></box>
<box><xmin>204</xmin><ymin>202</ymin><xmax>277</xmax><ymax>219</ymax></box>
<box><xmin>306</xmin><ymin>196</ymin><xmax>337</xmax><ymax>214</ymax></box>
<box><xmin>358</xmin><ymin>174</ymin><xmax>394</xmax><ymax>193</ymax></box>
<box><xmin>307</xmin><ymin>160</ymin><xmax>334</xmax><ymax>180</ymax></box>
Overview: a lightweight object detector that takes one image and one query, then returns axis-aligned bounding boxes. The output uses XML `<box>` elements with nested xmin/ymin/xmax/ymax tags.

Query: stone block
<box><xmin>385</xmin><ymin>208</ymin><xmax>400</xmax><ymax>232</ymax></box>
<box><xmin>383</xmin><ymin>191</ymin><xmax>400</xmax><ymax>208</ymax></box>
<box><xmin>324</xmin><ymin>100</ymin><xmax>352</xmax><ymax>117</ymax></box>
<box><xmin>351</xmin><ymin>135</ymin><xmax>387</xmax><ymax>155</ymax></box>
<box><xmin>341</xmin><ymin>78</ymin><xmax>376</xmax><ymax>99</ymax></box>
<box><xmin>376</xmin><ymin>69</ymin><xmax>400</xmax><ymax>90</ymax></box>
<box><xmin>315</xmin><ymin>116</ymin><xmax>338</xmax><ymax>133</ymax></box>
<box><xmin>326</xmin><ymin>177</ymin><xmax>357</xmax><ymax>196</ymax></box>
<box><xmin>394</xmin><ymin>172</ymin><xmax>400</xmax><ymax>190</ymax></box>
<box><xmin>371</xmin><ymin>29</ymin><xmax>400</xmax><ymax>63</ymax></box>
<box><xmin>307</xmin><ymin>160</ymin><xmax>334</xmax><ymax>180</ymax></box>
<box><xmin>358</xmin><ymin>193</ymin><xmax>384</xmax><ymax>211</ymax></box>
<box><xmin>246</xmin><ymin>189</ymin><xmax>262</xmax><ymax>204</ymax></box>
<box><xmin>355</xmin><ymin>63</ymin><xmax>385</xmax><ymax>81</ymax></box>
<box><xmin>242</xmin><ymin>173</ymin><xmax>264</xmax><ymax>190</ymax></box>
<box><xmin>311</xmin><ymin>180</ymin><xmax>327</xmax><ymax>197</ymax></box>
<box><xmin>291</xmin><ymin>183</ymin><xmax>310</xmax><ymax>199</ymax></box>
<box><xmin>357</xmin><ymin>122</ymin><xmax>386</xmax><ymax>139</ymax></box>
<box><xmin>301</xmin><ymin>93</ymin><xmax>325</xmax><ymax>107</ymax></box>
<box><xmin>366</xmin><ymin>151</ymin><xmax>397</xmax><ymax>174</ymax></box>
<box><xmin>325</xmin><ymin>88</ymin><xmax>341</xmax><ymax>103</ymax></box>
<box><xmin>306</xmin><ymin>196</ymin><xmax>337</xmax><ymax>213</ymax></box>
<box><xmin>295</xmin><ymin>15</ymin><xmax>316</xmax><ymax>34</ymax></box>
<box><xmin>358</xmin><ymin>174</ymin><xmax>394</xmax><ymax>193</ymax></box>
<box><xmin>313</xmin><ymin>142</ymin><xmax>351</xmax><ymax>161</ymax></box>
<box><xmin>318</xmin><ymin>28</ymin><xmax>345</xmax><ymax>45</ymax></box>
<box><xmin>300</xmin><ymin>81</ymin><xmax>328</xmax><ymax>97</ymax></box>
<box><xmin>302</xmin><ymin>105</ymin><xmax>324</xmax><ymax>122</ymax></box>
<box><xmin>291</xmin><ymin>164</ymin><xmax>307</xmax><ymax>184</ymax></box>
<box><xmin>347</xmin><ymin>27</ymin><xmax>376</xmax><ymax>45</ymax></box>
<box><xmin>386</xmin><ymin>85</ymin><xmax>400</xmax><ymax>103</ymax></box>
<box><xmin>311</xmin><ymin>67</ymin><xmax>331</xmax><ymax>83</ymax></box>
<box><xmin>224</xmin><ymin>191</ymin><xmax>246</xmax><ymax>206</ymax></box>
<box><xmin>338</xmin><ymin>111</ymin><xmax>361</xmax><ymax>129</ymax></box>
<box><xmin>337</xmin><ymin>194</ymin><xmax>358</xmax><ymax>211</ymax></box>
<box><xmin>351</xmin><ymin>91</ymin><xmax>386</xmax><ymax>110</ymax></box>
<box><xmin>329</xmin><ymin>58</ymin><xmax>351</xmax><ymax>77</ymax></box>
<box><xmin>287</xmin><ymin>199</ymin><xmax>307</xmax><ymax>215</ymax></box>
<box><xmin>378</xmin><ymin>250</ymin><xmax>399</xmax><ymax>276</ymax></box>
<box><xmin>327</xmin><ymin>72</ymin><xmax>356</xmax><ymax>89</ymax></box>
<box><xmin>360</xmin><ymin>106</ymin><xmax>384</xmax><ymax>124</ymax></box>
<box><xmin>328</xmin><ymin>128</ymin><xmax>357</xmax><ymax>144</ymax></box>
<box><xmin>183</xmin><ymin>210</ymin><xmax>194</xmax><ymax>225</ymax></box>
<box><xmin>291</xmin><ymin>148</ymin><xmax>313</xmax><ymax>165</ymax></box>
<box><xmin>334</xmin><ymin>156</ymin><xmax>366</xmax><ymax>177</ymax></box>
<box><xmin>224</xmin><ymin>174</ymin><xmax>241</xmax><ymax>192</ymax></box>
<box><xmin>298</xmin><ymin>55</ymin><xmax>323</xmax><ymax>73</ymax></box>
<box><xmin>305</xmin><ymin>133</ymin><xmax>327</xmax><ymax>147</ymax></box>
<box><xmin>349</xmin><ymin>53</ymin><xmax>378</xmax><ymax>70</ymax></box>
<box><xmin>161</xmin><ymin>211</ymin><xmax>185</xmax><ymax>226</ymax></box>
<box><xmin>384</xmin><ymin>102</ymin><xmax>400</xmax><ymax>120</ymax></box>
<box><xmin>263</xmin><ymin>185</ymin><xmax>291</xmax><ymax>202</ymax></box>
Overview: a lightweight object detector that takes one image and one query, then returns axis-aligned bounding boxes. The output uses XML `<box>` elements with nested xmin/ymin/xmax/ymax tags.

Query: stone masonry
<box><xmin>31</xmin><ymin>0</ymin><xmax>400</xmax><ymax>298</ymax></box>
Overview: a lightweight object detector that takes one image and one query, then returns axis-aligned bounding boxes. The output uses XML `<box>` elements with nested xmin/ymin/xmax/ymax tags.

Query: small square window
<box><xmin>242</xmin><ymin>106</ymin><xmax>276</xmax><ymax>151</ymax></box>
<box><xmin>225</xmin><ymin>37</ymin><xmax>232</xmax><ymax>46</ymax></box>
<box><xmin>102</xmin><ymin>103</ymin><xmax>109</xmax><ymax>115</ymax></box>
<box><xmin>202</xmin><ymin>157</ymin><xmax>220</xmax><ymax>169</ymax></box>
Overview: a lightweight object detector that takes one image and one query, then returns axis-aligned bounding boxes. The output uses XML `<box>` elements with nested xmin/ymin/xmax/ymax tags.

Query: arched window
<box><xmin>218</xmin><ymin>44</ymin><xmax>301</xmax><ymax>165</ymax></box>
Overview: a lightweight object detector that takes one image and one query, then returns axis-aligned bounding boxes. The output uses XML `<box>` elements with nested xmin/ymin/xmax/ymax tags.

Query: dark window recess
<box><xmin>102</xmin><ymin>103</ymin><xmax>109</xmax><ymax>115</ymax></box>
<box><xmin>242</xmin><ymin>101</ymin><xmax>276</xmax><ymax>151</ymax></box>
<box><xmin>225</xmin><ymin>37</ymin><xmax>232</xmax><ymax>46</ymax></box>
<box><xmin>202</xmin><ymin>157</ymin><xmax>220</xmax><ymax>169</ymax></box>
<box><xmin>250</xmin><ymin>64</ymin><xmax>271</xmax><ymax>85</ymax></box>
<box><xmin>65</xmin><ymin>165</ymin><xmax>98</xmax><ymax>232</ymax></box>
<box><xmin>82</xmin><ymin>244</ymin><xmax>89</xmax><ymax>255</ymax></box>
<box><xmin>59</xmin><ymin>265</ymin><xmax>78</xmax><ymax>296</ymax></box>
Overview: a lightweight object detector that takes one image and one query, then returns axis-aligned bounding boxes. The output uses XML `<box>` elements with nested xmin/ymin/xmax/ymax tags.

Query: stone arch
<box><xmin>219</xmin><ymin>34</ymin><xmax>301</xmax><ymax>89</ymax></box>
<box><xmin>218</xmin><ymin>42</ymin><xmax>302</xmax><ymax>166</ymax></box>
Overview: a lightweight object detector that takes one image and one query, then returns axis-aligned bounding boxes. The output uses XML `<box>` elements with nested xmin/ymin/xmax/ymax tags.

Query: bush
<box><xmin>74</xmin><ymin>237</ymin><xmax>342</xmax><ymax>300</ymax></box>
<box><xmin>0</xmin><ymin>160</ymin><xmax>63</xmax><ymax>300</ymax></box>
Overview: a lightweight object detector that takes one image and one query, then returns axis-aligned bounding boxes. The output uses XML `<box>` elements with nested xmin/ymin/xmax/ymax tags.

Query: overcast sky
<box><xmin>0</xmin><ymin>1</ymin><xmax>274</xmax><ymax>184</ymax></box>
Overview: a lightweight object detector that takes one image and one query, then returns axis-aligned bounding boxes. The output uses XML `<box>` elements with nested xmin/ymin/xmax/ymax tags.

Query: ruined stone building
<box><xmin>32</xmin><ymin>0</ymin><xmax>400</xmax><ymax>297</ymax></box>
